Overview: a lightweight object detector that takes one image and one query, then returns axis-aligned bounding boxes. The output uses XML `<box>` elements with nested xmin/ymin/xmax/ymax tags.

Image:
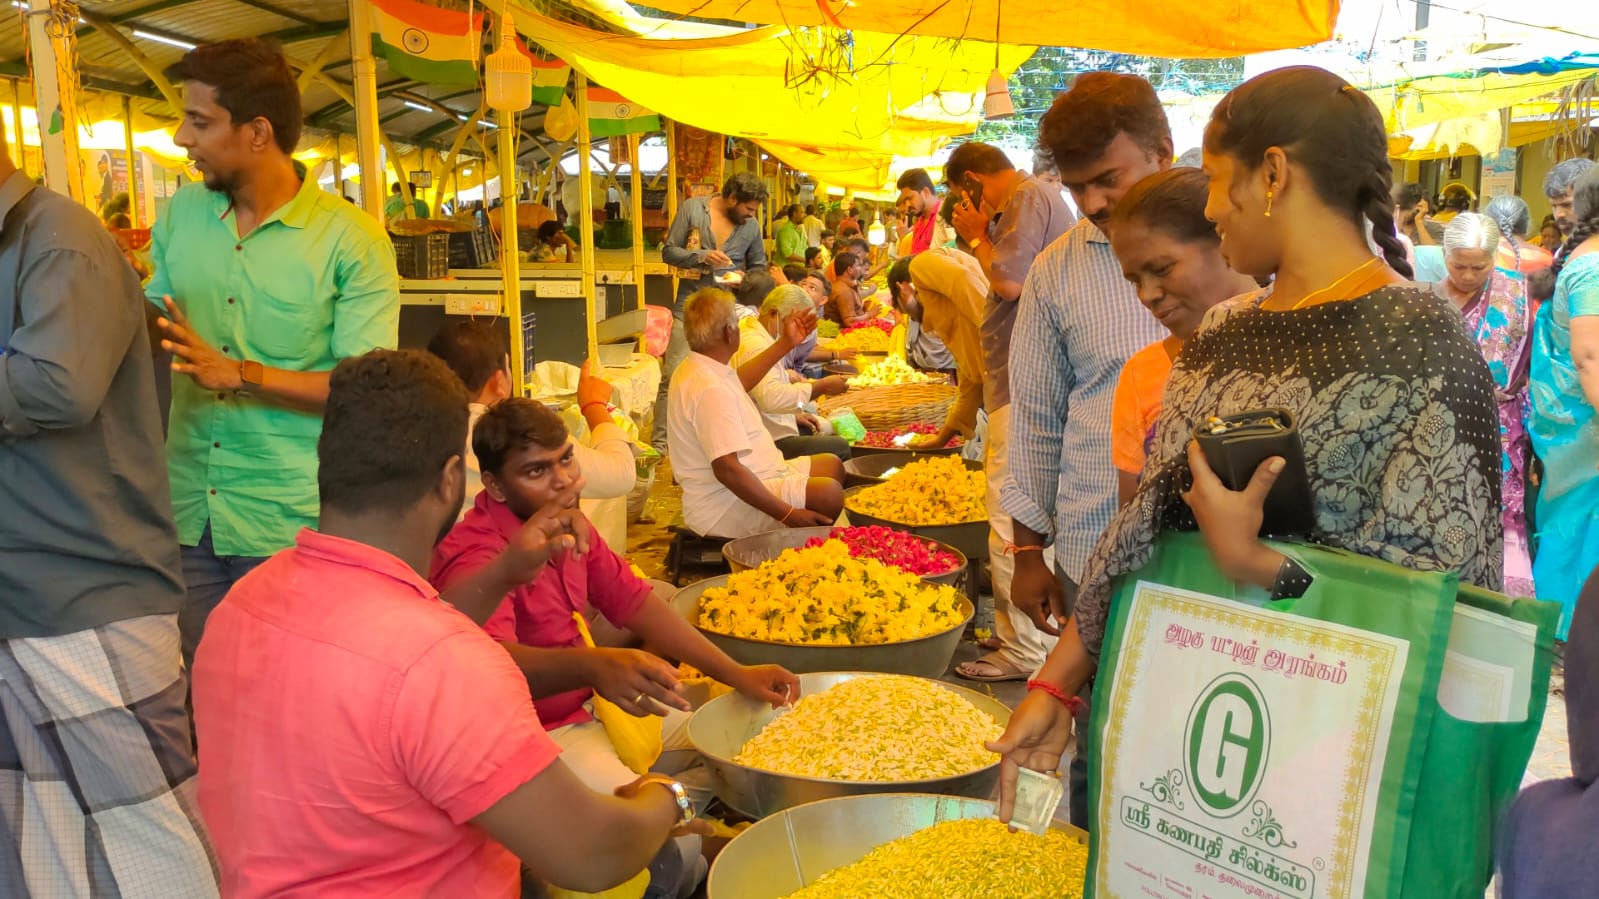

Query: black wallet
<box><xmin>1192</xmin><ymin>408</ymin><xmax>1316</xmax><ymax>538</ymax></box>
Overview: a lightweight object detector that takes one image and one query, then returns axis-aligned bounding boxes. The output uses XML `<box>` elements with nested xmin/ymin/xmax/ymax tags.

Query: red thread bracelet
<box><xmin>1027</xmin><ymin>679</ymin><xmax>1087</xmax><ymax>715</ymax></box>
<box><xmin>580</xmin><ymin>401</ymin><xmax>608</xmax><ymax>416</ymax></box>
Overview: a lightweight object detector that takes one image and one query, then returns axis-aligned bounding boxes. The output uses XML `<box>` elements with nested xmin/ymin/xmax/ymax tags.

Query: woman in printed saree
<box><xmin>1434</xmin><ymin>212</ymin><xmax>1534</xmax><ymax>596</ymax></box>
<box><xmin>1527</xmin><ymin>166</ymin><xmax>1599</xmax><ymax>638</ymax></box>
<box><xmin>988</xmin><ymin>66</ymin><xmax>1504</xmax><ymax>819</ymax></box>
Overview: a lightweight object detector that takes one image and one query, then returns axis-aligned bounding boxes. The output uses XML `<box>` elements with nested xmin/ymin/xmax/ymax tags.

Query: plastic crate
<box><xmin>392</xmin><ymin>233</ymin><xmax>450</xmax><ymax>279</ymax></box>
<box><xmin>448</xmin><ymin>227</ymin><xmax>495</xmax><ymax>269</ymax></box>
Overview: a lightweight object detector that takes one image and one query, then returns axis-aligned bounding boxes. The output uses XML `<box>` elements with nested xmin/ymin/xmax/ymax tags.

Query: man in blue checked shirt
<box><xmin>942</xmin><ymin>142</ymin><xmax>1075</xmax><ymax>686</ymax></box>
<box><xmin>999</xmin><ymin>72</ymin><xmax>1174</xmax><ymax>828</ymax></box>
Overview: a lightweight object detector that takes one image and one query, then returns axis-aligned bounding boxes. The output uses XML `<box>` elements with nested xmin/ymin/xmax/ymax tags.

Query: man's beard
<box><xmin>202</xmin><ymin>170</ymin><xmax>239</xmax><ymax>194</ymax></box>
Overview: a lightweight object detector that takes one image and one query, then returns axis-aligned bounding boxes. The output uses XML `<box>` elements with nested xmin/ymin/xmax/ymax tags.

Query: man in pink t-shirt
<box><xmin>193</xmin><ymin>350</ymin><xmax>690</xmax><ymax>899</ymax></box>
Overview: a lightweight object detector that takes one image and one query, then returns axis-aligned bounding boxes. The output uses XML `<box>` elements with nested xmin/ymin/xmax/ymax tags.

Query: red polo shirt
<box><xmin>193</xmin><ymin>528</ymin><xmax>560</xmax><ymax>899</ymax></box>
<box><xmin>430</xmin><ymin>491</ymin><xmax>653</xmax><ymax>731</ymax></box>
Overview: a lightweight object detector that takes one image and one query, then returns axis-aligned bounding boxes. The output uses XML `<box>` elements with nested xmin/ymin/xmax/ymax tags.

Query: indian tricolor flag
<box><xmin>369</xmin><ymin>0</ymin><xmax>484</xmax><ymax>86</ymax></box>
<box><xmin>588</xmin><ymin>87</ymin><xmax>660</xmax><ymax>138</ymax></box>
<box><xmin>518</xmin><ymin>38</ymin><xmax>568</xmax><ymax>106</ymax></box>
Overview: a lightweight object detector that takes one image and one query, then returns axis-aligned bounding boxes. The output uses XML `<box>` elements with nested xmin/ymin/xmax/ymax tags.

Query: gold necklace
<box><xmin>1283</xmin><ymin>257</ymin><xmax>1385</xmax><ymax>310</ymax></box>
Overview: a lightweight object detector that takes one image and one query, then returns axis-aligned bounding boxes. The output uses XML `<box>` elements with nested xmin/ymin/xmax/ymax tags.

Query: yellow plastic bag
<box><xmin>546</xmin><ymin>869</ymin><xmax>650</xmax><ymax>899</ymax></box>
<box><xmin>571</xmin><ymin>611</ymin><xmax>663</xmax><ymax>775</ymax></box>
<box><xmin>888</xmin><ymin>322</ymin><xmax>907</xmax><ymax>359</ymax></box>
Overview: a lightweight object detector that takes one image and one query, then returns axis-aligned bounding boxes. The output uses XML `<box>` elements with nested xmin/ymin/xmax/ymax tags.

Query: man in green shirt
<box><xmin>385</xmin><ymin>181</ymin><xmax>429</xmax><ymax>222</ymax></box>
<box><xmin>149</xmin><ymin>38</ymin><xmax>400</xmax><ymax>665</ymax></box>
<box><xmin>774</xmin><ymin>204</ymin><xmax>807</xmax><ymax>267</ymax></box>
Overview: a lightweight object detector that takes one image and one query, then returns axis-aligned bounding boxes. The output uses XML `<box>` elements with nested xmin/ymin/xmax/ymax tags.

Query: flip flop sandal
<box><xmin>953</xmin><ymin>654</ymin><xmax>1031</xmax><ymax>682</ymax></box>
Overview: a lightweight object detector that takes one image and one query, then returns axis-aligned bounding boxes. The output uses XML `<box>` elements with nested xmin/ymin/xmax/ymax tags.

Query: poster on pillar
<box><xmin>1481</xmin><ymin>149</ymin><xmax>1518</xmax><ymax>203</ymax></box>
<box><xmin>80</xmin><ymin>149</ymin><xmax>133</xmax><ymax>217</ymax></box>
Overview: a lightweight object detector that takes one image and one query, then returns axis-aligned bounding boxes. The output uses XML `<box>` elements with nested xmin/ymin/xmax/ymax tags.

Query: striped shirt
<box><xmin>1000</xmin><ymin>220</ymin><xmax>1167</xmax><ymax>581</ymax></box>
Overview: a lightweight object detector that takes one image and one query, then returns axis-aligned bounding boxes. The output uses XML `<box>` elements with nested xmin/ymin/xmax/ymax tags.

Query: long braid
<box><xmin>1555</xmin><ymin>216</ymin><xmax>1599</xmax><ymax>276</ymax></box>
<box><xmin>1361</xmin><ymin>171</ymin><xmax>1414</xmax><ymax>279</ymax></box>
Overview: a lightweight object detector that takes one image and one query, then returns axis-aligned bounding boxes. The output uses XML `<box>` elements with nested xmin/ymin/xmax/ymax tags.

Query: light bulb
<box><xmin>983</xmin><ymin>69</ymin><xmax>1014</xmax><ymax>121</ymax></box>
<box><xmin>484</xmin><ymin>13</ymin><xmax>532</xmax><ymax>112</ymax></box>
<box><xmin>867</xmin><ymin>212</ymin><xmax>886</xmax><ymax>247</ymax></box>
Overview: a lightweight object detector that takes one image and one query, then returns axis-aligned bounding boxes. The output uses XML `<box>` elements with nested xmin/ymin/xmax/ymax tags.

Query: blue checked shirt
<box><xmin>1000</xmin><ymin>221</ymin><xmax>1167</xmax><ymax>581</ymax></box>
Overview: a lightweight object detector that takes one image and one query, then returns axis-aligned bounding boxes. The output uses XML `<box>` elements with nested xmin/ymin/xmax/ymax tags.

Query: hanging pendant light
<box><xmin>867</xmin><ymin>211</ymin><xmax>886</xmax><ymax>247</ymax></box>
<box><xmin>485</xmin><ymin>10</ymin><xmax>532</xmax><ymax>112</ymax></box>
<box><xmin>983</xmin><ymin>4</ymin><xmax>1013</xmax><ymax>121</ymax></box>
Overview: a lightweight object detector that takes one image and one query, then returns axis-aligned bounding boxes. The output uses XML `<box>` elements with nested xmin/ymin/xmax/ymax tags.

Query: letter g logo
<box><xmin>1184</xmin><ymin>674</ymin><xmax>1270</xmax><ymax>818</ymax></box>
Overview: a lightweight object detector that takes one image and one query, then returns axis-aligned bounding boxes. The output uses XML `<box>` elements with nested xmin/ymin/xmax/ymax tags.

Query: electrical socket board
<box><xmin>444</xmin><ymin>294</ymin><xmax>501</xmax><ymax>316</ymax></box>
<box><xmin>534</xmin><ymin>280</ymin><xmax>584</xmax><ymax>298</ymax></box>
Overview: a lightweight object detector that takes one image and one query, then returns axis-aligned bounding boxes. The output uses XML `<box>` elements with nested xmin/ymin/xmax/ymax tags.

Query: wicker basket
<box><xmin>818</xmin><ymin>383</ymin><xmax>956</xmax><ymax>431</ymax></box>
<box><xmin>392</xmin><ymin>232</ymin><xmax>450</xmax><ymax>279</ymax></box>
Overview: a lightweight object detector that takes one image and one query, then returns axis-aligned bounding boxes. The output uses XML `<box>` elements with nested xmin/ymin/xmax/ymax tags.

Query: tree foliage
<box><xmin>974</xmin><ymin>47</ymin><xmax>1246</xmax><ymax>151</ymax></box>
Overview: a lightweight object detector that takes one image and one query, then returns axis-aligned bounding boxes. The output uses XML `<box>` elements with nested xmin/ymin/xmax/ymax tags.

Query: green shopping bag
<box><xmin>1085</xmin><ymin>532</ymin><xmax>1525</xmax><ymax>899</ymax></box>
<box><xmin>1401</xmin><ymin>585</ymin><xmax>1559</xmax><ymax>898</ymax></box>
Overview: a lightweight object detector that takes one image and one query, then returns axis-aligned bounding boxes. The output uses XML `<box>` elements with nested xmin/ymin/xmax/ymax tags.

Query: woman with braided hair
<box><xmin>1528</xmin><ymin>166</ymin><xmax>1599</xmax><ymax>637</ymax></box>
<box><xmin>1483</xmin><ymin>194</ymin><xmax>1554</xmax><ymax>278</ymax></box>
<box><xmin>989</xmin><ymin>67</ymin><xmax>1505</xmax><ymax>818</ymax></box>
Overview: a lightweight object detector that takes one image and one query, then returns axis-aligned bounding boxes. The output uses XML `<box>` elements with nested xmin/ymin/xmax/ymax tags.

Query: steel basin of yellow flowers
<box><xmin>845</xmin><ymin>455</ymin><xmax>986</xmax><ymax>526</ymax></box>
<box><xmin>668</xmin><ymin>543</ymin><xmax>974</xmax><ymax>678</ymax></box>
<box><xmin>689</xmin><ymin>673</ymin><xmax>1010</xmax><ymax>819</ymax></box>
<box><xmin>708</xmin><ymin>794</ymin><xmax>1088</xmax><ymax>899</ymax></box>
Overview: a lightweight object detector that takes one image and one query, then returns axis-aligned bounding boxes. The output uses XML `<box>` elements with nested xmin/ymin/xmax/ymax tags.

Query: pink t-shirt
<box><xmin>430</xmin><ymin>491</ymin><xmax>652</xmax><ymax>731</ymax></box>
<box><xmin>193</xmin><ymin>528</ymin><xmax>561</xmax><ymax>899</ymax></box>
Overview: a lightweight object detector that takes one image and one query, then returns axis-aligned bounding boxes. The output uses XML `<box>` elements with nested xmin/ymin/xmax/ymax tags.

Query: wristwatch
<box><xmin>239</xmin><ymin>360</ymin><xmax>265</xmax><ymax>393</ymax></box>
<box><xmin>639</xmin><ymin>774</ymin><xmax>695</xmax><ymax>827</ymax></box>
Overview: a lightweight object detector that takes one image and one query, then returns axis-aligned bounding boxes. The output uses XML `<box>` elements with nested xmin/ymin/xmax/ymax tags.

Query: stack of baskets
<box><xmin>817</xmin><ymin>382</ymin><xmax>956</xmax><ymax>431</ymax></box>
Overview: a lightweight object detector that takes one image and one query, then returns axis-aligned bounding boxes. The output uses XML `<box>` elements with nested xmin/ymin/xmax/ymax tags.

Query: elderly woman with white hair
<box><xmin>1435</xmin><ymin>211</ymin><xmax>1535</xmax><ymax>595</ymax></box>
<box><xmin>666</xmin><ymin>288</ymin><xmax>845</xmax><ymax>538</ymax></box>
<box><xmin>731</xmin><ymin>284</ymin><xmax>853</xmax><ymax>459</ymax></box>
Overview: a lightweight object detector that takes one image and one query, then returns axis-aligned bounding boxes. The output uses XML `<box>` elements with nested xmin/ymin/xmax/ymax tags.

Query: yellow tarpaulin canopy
<box><xmin>1368</xmin><ymin>67</ymin><xmax>1598</xmax><ymax>132</ymax></box>
<box><xmin>1390</xmin><ymin>115</ymin><xmax>1595</xmax><ymax>160</ymax></box>
<box><xmin>623</xmin><ymin>0</ymin><xmax>1338</xmax><ymax>58</ymax></box>
<box><xmin>514</xmin><ymin>4</ymin><xmax>1032</xmax><ymax>159</ymax></box>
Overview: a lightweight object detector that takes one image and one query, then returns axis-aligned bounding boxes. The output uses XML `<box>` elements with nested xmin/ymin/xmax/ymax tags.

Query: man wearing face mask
<box><xmin>998</xmin><ymin>72</ymin><xmax>1173</xmax><ymax>827</ymax></box>
<box><xmin>146</xmin><ymin>39</ymin><xmax>399</xmax><ymax>668</ymax></box>
<box><xmin>942</xmin><ymin>141</ymin><xmax>1074</xmax><ymax>687</ymax></box>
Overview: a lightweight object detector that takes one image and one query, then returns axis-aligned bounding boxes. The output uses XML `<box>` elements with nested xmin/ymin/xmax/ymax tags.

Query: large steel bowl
<box><xmin>842</xmin><ymin>484</ymin><xmax>990</xmax><ymax>562</ymax></box>
<box><xmin>668</xmin><ymin>575</ymin><xmax>973</xmax><ymax>677</ymax></box>
<box><xmin>820</xmin><ymin>360</ymin><xmax>859</xmax><ymax>376</ymax></box>
<box><xmin>688</xmin><ymin>673</ymin><xmax>1011</xmax><ymax>820</ymax></box>
<box><xmin>843</xmin><ymin>450</ymin><xmax>981</xmax><ymax>487</ymax></box>
<box><xmin>720</xmin><ymin>527</ymin><xmax>967</xmax><ymax>587</ymax></box>
<box><xmin>707</xmin><ymin>793</ymin><xmax>1087</xmax><ymax>898</ymax></box>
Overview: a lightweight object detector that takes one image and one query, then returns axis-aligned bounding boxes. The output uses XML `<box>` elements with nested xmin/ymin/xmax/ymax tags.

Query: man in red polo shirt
<box><xmin>192</xmin><ymin>350</ymin><xmax>690</xmax><ymax>898</ymax></box>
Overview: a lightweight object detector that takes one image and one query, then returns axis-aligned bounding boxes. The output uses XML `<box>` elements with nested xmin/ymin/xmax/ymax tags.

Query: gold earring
<box><xmin>1264</xmin><ymin>189</ymin><xmax>1275</xmax><ymax>218</ymax></box>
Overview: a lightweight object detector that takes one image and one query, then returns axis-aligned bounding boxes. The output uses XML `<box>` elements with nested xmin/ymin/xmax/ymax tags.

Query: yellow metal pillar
<box><xmin>575</xmin><ymin>73</ymin><xmax>598</xmax><ymax>361</ymax></box>
<box><xmin>493</xmin><ymin>11</ymin><xmax>526</xmax><ymax>395</ymax></box>
<box><xmin>121</xmin><ymin>98</ymin><xmax>141</xmax><ymax>226</ymax></box>
<box><xmin>347</xmin><ymin>0</ymin><xmax>384</xmax><ymax>218</ymax></box>
<box><xmin>26</xmin><ymin>0</ymin><xmax>85</xmax><ymax>202</ymax></box>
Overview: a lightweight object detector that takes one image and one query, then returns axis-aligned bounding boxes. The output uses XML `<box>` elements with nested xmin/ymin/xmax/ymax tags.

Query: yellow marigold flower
<box><xmin>846</xmin><ymin>456</ymin><xmax>987</xmax><ymax>525</ymax></box>
<box><xmin>695</xmin><ymin>541</ymin><xmax>963</xmax><ymax>645</ymax></box>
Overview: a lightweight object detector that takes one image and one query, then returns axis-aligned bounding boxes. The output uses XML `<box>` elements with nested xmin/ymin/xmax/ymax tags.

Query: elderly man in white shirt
<box><xmin>732</xmin><ymin>284</ymin><xmax>852</xmax><ymax>459</ymax></box>
<box><xmin>668</xmin><ymin>288</ymin><xmax>844</xmax><ymax>538</ymax></box>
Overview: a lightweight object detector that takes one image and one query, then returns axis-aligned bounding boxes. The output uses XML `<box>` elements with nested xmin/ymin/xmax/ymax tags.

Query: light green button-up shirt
<box><xmin>146</xmin><ymin>176</ymin><xmax>399</xmax><ymax>557</ymax></box>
